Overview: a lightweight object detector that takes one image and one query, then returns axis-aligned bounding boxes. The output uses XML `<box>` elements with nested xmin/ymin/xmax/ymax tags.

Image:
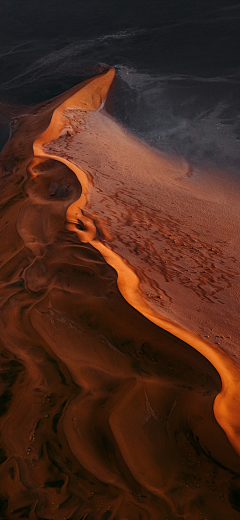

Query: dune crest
<box><xmin>0</xmin><ymin>69</ymin><xmax>240</xmax><ymax>519</ymax></box>
<box><xmin>29</xmin><ymin>69</ymin><xmax>240</xmax><ymax>457</ymax></box>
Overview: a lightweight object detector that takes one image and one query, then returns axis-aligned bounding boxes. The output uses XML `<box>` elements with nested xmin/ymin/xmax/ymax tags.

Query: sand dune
<box><xmin>0</xmin><ymin>69</ymin><xmax>240</xmax><ymax>519</ymax></box>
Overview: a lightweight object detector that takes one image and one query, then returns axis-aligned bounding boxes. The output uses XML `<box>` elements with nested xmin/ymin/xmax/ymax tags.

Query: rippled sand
<box><xmin>1</xmin><ymin>68</ymin><xmax>240</xmax><ymax>519</ymax></box>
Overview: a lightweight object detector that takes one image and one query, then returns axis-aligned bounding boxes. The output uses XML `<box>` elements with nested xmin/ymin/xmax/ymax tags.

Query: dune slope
<box><xmin>0</xmin><ymin>69</ymin><xmax>240</xmax><ymax>519</ymax></box>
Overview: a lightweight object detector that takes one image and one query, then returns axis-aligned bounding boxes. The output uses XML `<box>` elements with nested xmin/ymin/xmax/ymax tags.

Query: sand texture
<box><xmin>0</xmin><ymin>69</ymin><xmax>240</xmax><ymax>519</ymax></box>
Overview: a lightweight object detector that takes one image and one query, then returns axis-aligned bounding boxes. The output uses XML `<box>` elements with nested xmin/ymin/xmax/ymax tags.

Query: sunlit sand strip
<box><xmin>28</xmin><ymin>68</ymin><xmax>240</xmax><ymax>458</ymax></box>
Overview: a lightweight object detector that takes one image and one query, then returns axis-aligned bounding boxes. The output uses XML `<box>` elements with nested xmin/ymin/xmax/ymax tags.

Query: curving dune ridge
<box><xmin>0</xmin><ymin>68</ymin><xmax>240</xmax><ymax>519</ymax></box>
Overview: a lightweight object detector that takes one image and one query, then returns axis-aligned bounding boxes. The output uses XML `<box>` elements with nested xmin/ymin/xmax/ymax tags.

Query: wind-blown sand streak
<box><xmin>0</xmin><ymin>68</ymin><xmax>240</xmax><ymax>519</ymax></box>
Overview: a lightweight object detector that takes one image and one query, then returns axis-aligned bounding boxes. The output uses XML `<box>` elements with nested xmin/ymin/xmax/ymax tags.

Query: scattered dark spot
<box><xmin>35</xmin><ymin>419</ymin><xmax>41</xmax><ymax>431</ymax></box>
<box><xmin>52</xmin><ymin>401</ymin><xmax>66</xmax><ymax>433</ymax></box>
<box><xmin>229</xmin><ymin>487</ymin><xmax>240</xmax><ymax>512</ymax></box>
<box><xmin>44</xmin><ymin>479</ymin><xmax>64</xmax><ymax>489</ymax></box>
<box><xmin>39</xmin><ymin>443</ymin><xmax>44</xmax><ymax>459</ymax></box>
<box><xmin>8</xmin><ymin>278</ymin><xmax>24</xmax><ymax>288</ymax></box>
<box><xmin>1</xmin><ymin>369</ymin><xmax>19</xmax><ymax>386</ymax></box>
<box><xmin>0</xmin><ymin>448</ymin><xmax>7</xmax><ymax>464</ymax></box>
<box><xmin>49</xmin><ymin>181</ymin><xmax>59</xmax><ymax>196</ymax></box>
<box><xmin>13</xmin><ymin>504</ymin><xmax>33</xmax><ymax>518</ymax></box>
<box><xmin>52</xmin><ymin>413</ymin><xmax>61</xmax><ymax>433</ymax></box>
<box><xmin>99</xmin><ymin>433</ymin><xmax>112</xmax><ymax>460</ymax></box>
<box><xmin>45</xmin><ymin>441</ymin><xmax>63</xmax><ymax>471</ymax></box>
<box><xmin>102</xmin><ymin>511</ymin><xmax>112</xmax><ymax>520</ymax></box>
<box><xmin>0</xmin><ymin>496</ymin><xmax>8</xmax><ymax>514</ymax></box>
<box><xmin>49</xmin><ymin>181</ymin><xmax>70</xmax><ymax>198</ymax></box>
<box><xmin>0</xmin><ymin>389</ymin><xmax>12</xmax><ymax>416</ymax></box>
<box><xmin>76</xmin><ymin>220</ymin><xmax>86</xmax><ymax>231</ymax></box>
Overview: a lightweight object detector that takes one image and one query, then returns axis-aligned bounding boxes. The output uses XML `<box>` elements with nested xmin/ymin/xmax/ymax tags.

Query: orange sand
<box><xmin>0</xmin><ymin>68</ymin><xmax>240</xmax><ymax>519</ymax></box>
<box><xmin>29</xmin><ymin>68</ymin><xmax>240</xmax><ymax>456</ymax></box>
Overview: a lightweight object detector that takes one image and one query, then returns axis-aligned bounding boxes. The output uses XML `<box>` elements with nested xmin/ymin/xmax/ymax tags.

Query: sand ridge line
<box><xmin>28</xmin><ymin>68</ymin><xmax>240</xmax><ymax>458</ymax></box>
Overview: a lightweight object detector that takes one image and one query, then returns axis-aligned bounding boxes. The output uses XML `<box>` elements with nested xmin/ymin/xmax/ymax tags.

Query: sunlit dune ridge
<box><xmin>29</xmin><ymin>68</ymin><xmax>240</xmax><ymax>457</ymax></box>
<box><xmin>0</xmin><ymin>68</ymin><xmax>240</xmax><ymax>519</ymax></box>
